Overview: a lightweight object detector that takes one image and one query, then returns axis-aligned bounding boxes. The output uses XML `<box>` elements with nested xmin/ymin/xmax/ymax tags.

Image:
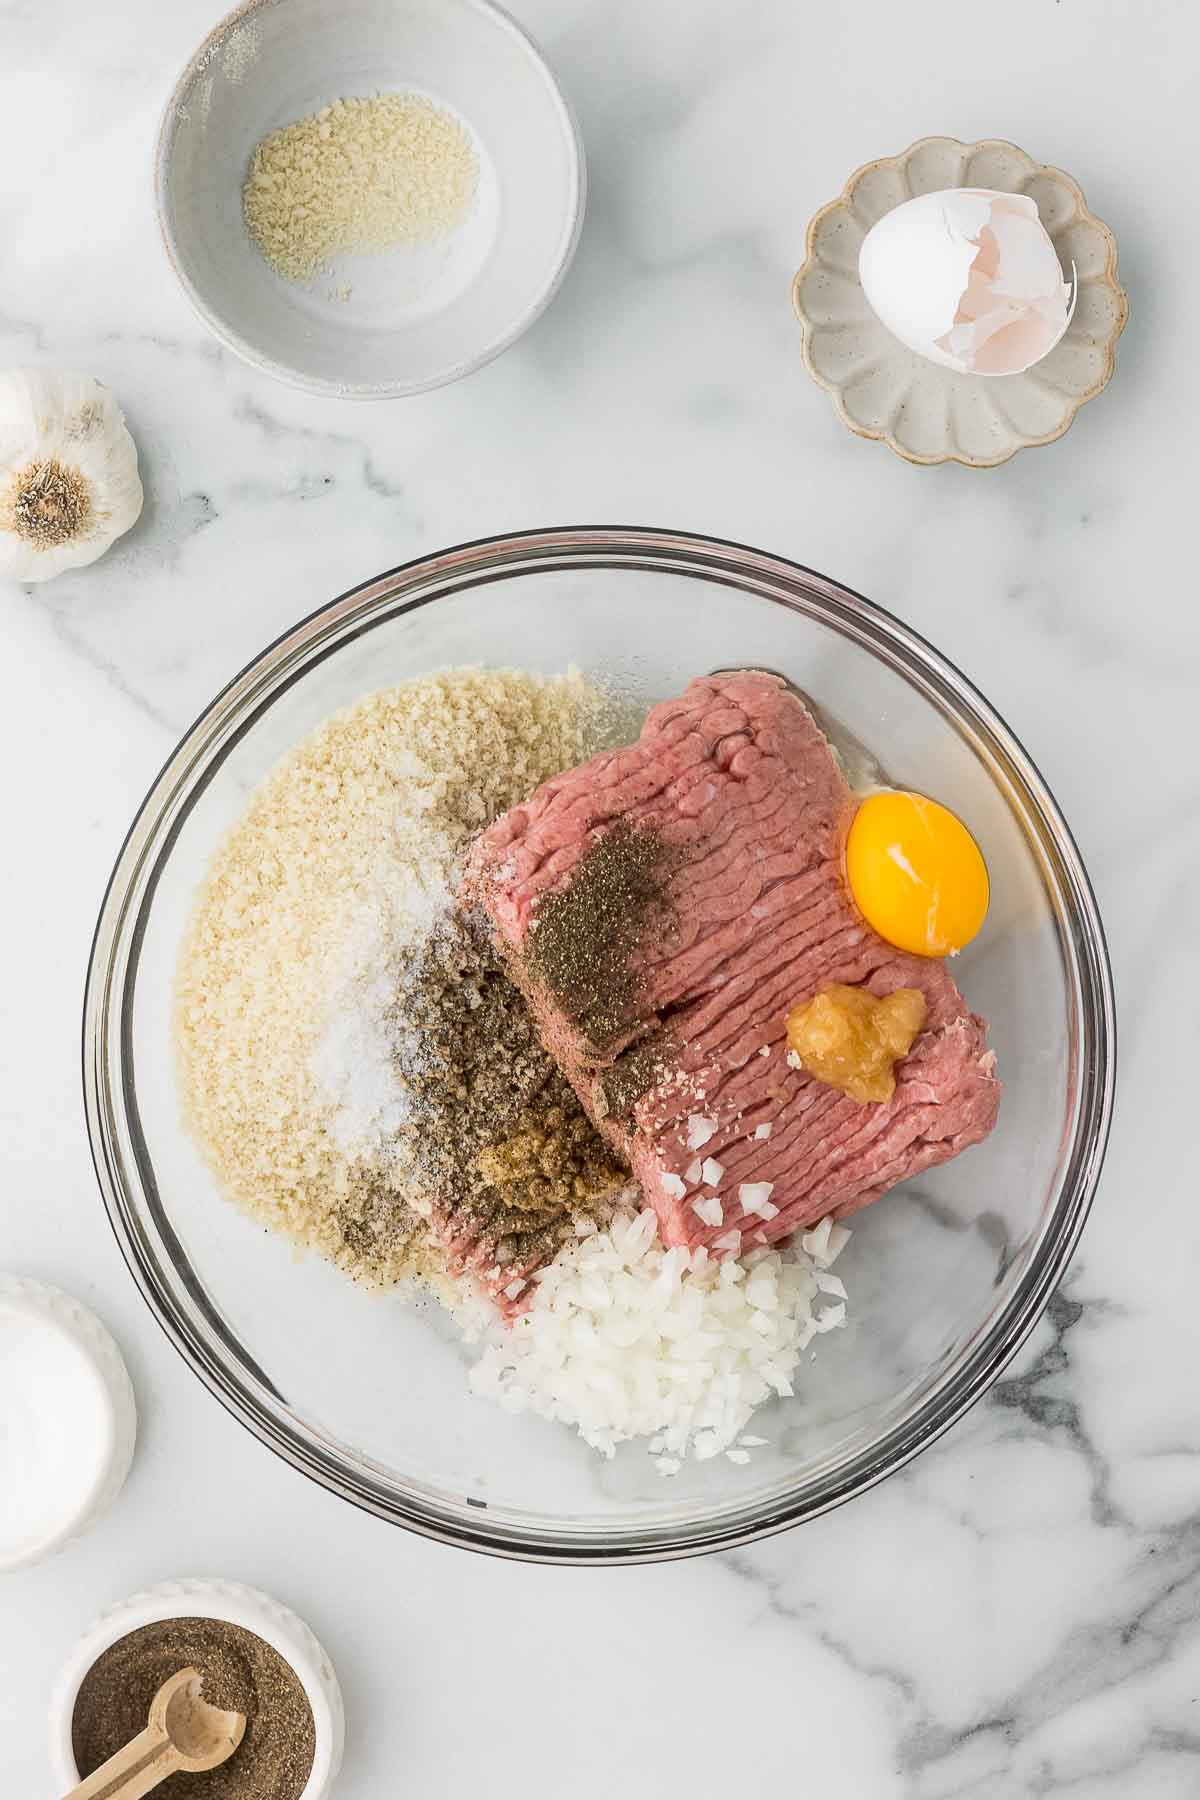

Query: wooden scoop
<box><xmin>64</xmin><ymin>1666</ymin><xmax>246</xmax><ymax>1800</ymax></box>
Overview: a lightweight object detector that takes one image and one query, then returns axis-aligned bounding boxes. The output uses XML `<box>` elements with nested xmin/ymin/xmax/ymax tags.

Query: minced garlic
<box><xmin>786</xmin><ymin>984</ymin><xmax>927</xmax><ymax>1105</ymax></box>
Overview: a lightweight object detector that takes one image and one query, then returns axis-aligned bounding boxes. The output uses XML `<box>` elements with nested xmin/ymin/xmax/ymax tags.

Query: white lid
<box><xmin>0</xmin><ymin>1275</ymin><xmax>137</xmax><ymax>1571</ymax></box>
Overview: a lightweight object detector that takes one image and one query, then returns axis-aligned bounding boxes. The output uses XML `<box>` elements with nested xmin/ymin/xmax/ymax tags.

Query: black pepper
<box><xmin>71</xmin><ymin>1618</ymin><xmax>315</xmax><ymax>1800</ymax></box>
<box><xmin>523</xmin><ymin>823</ymin><xmax>677</xmax><ymax>1056</ymax></box>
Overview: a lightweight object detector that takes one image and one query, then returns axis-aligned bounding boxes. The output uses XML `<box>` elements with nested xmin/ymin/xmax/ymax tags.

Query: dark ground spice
<box><xmin>336</xmin><ymin>906</ymin><xmax>628</xmax><ymax>1278</ymax></box>
<box><xmin>593</xmin><ymin>1030</ymin><xmax>678</xmax><ymax>1121</ymax></box>
<box><xmin>335</xmin><ymin>1168</ymin><xmax>429</xmax><ymax>1284</ymax></box>
<box><xmin>71</xmin><ymin>1617</ymin><xmax>315</xmax><ymax>1800</ymax></box>
<box><xmin>524</xmin><ymin>823</ymin><xmax>678</xmax><ymax>1056</ymax></box>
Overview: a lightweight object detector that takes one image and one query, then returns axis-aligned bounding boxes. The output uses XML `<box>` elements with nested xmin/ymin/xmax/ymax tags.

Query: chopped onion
<box><xmin>686</xmin><ymin>1114</ymin><xmax>717</xmax><ymax>1150</ymax></box>
<box><xmin>692</xmin><ymin>1194</ymin><xmax>724</xmax><ymax>1228</ymax></box>
<box><xmin>738</xmin><ymin>1182</ymin><xmax>777</xmax><ymax>1220</ymax></box>
<box><xmin>469</xmin><ymin>1212</ymin><xmax>848</xmax><ymax>1473</ymax></box>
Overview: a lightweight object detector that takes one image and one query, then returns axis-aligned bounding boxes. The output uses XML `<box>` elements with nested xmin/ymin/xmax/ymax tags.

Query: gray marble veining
<box><xmin>2</xmin><ymin>1</ymin><xmax>1198</xmax><ymax>1795</ymax></box>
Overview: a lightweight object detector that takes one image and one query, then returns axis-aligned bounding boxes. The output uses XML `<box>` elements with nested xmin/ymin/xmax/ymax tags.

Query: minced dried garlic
<box><xmin>786</xmin><ymin>984</ymin><xmax>926</xmax><ymax>1105</ymax></box>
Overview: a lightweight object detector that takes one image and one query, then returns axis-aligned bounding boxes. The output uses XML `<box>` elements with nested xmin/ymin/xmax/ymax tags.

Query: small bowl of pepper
<box><xmin>50</xmin><ymin>1578</ymin><xmax>344</xmax><ymax>1800</ymax></box>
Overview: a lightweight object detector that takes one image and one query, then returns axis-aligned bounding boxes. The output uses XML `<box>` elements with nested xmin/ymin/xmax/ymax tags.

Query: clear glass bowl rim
<box><xmin>82</xmin><ymin>525</ymin><xmax>1117</xmax><ymax>1564</ymax></box>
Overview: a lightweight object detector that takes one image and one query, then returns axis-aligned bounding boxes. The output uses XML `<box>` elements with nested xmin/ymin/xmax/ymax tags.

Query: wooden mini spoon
<box><xmin>64</xmin><ymin>1666</ymin><xmax>246</xmax><ymax>1800</ymax></box>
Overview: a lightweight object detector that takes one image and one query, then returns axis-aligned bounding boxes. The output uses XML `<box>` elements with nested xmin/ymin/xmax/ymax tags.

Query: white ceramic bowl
<box><xmin>156</xmin><ymin>0</ymin><xmax>585</xmax><ymax>397</ymax></box>
<box><xmin>50</xmin><ymin>1578</ymin><xmax>345</xmax><ymax>1800</ymax></box>
<box><xmin>0</xmin><ymin>1276</ymin><xmax>136</xmax><ymax>1572</ymax></box>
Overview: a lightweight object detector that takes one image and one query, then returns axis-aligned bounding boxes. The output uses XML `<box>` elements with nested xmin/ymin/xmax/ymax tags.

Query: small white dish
<box><xmin>792</xmin><ymin>136</ymin><xmax>1128</xmax><ymax>467</ymax></box>
<box><xmin>50</xmin><ymin>1578</ymin><xmax>345</xmax><ymax>1800</ymax></box>
<box><xmin>156</xmin><ymin>0</ymin><xmax>585</xmax><ymax>398</ymax></box>
<box><xmin>0</xmin><ymin>1275</ymin><xmax>136</xmax><ymax>1571</ymax></box>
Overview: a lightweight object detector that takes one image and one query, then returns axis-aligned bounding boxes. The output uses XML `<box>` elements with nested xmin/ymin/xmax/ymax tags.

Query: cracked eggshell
<box><xmin>858</xmin><ymin>188</ymin><xmax>1072</xmax><ymax>377</ymax></box>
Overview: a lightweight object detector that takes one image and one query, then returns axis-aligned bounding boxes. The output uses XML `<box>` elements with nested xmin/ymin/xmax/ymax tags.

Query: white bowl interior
<box><xmin>157</xmin><ymin>0</ymin><xmax>582</xmax><ymax>394</ymax></box>
<box><xmin>103</xmin><ymin>551</ymin><xmax>1098</xmax><ymax>1554</ymax></box>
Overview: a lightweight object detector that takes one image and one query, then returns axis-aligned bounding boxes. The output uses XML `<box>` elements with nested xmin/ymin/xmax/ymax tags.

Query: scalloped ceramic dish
<box><xmin>792</xmin><ymin>136</ymin><xmax>1128</xmax><ymax>467</ymax></box>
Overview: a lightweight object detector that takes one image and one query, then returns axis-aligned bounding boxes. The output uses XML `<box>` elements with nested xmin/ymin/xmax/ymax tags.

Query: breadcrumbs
<box><xmin>243</xmin><ymin>91</ymin><xmax>479</xmax><ymax>283</ymax></box>
<box><xmin>174</xmin><ymin>668</ymin><xmax>606</xmax><ymax>1288</ymax></box>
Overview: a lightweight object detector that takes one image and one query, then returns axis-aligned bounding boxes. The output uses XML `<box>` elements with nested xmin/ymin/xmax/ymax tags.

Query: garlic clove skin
<box><xmin>0</xmin><ymin>369</ymin><xmax>143</xmax><ymax>584</ymax></box>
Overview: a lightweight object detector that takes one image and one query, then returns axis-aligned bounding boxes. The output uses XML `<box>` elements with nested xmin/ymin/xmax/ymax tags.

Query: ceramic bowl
<box><xmin>50</xmin><ymin>1578</ymin><xmax>344</xmax><ymax>1800</ymax></box>
<box><xmin>156</xmin><ymin>0</ymin><xmax>585</xmax><ymax>398</ymax></box>
<box><xmin>792</xmin><ymin>136</ymin><xmax>1128</xmax><ymax>467</ymax></box>
<box><xmin>0</xmin><ymin>1276</ymin><xmax>136</xmax><ymax>1571</ymax></box>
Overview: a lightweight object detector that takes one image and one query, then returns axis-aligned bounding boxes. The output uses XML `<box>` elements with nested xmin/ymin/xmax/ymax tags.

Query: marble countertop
<box><xmin>3</xmin><ymin>1</ymin><xmax>1198</xmax><ymax>1794</ymax></box>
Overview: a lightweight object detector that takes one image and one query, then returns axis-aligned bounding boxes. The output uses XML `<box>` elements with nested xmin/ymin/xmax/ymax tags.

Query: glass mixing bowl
<box><xmin>83</xmin><ymin>528</ymin><xmax>1115</xmax><ymax>1563</ymax></box>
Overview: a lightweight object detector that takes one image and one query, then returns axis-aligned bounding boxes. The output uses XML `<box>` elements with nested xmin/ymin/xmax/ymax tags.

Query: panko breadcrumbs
<box><xmin>174</xmin><ymin>667</ymin><xmax>609</xmax><ymax>1293</ymax></box>
<box><xmin>243</xmin><ymin>92</ymin><xmax>479</xmax><ymax>284</ymax></box>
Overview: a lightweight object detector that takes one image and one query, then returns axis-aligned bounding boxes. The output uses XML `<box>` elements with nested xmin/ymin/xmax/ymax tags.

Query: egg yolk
<box><xmin>845</xmin><ymin>790</ymin><xmax>989</xmax><ymax>958</ymax></box>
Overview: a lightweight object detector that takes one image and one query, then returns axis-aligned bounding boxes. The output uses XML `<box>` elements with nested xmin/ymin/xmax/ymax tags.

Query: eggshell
<box><xmin>858</xmin><ymin>188</ymin><xmax>1073</xmax><ymax>377</ymax></box>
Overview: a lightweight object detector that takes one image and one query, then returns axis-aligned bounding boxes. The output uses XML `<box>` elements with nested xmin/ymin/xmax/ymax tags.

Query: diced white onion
<box><xmin>738</xmin><ymin>1182</ymin><xmax>777</xmax><ymax>1220</ymax></box>
<box><xmin>686</xmin><ymin>1114</ymin><xmax>718</xmax><ymax>1150</ymax></box>
<box><xmin>692</xmin><ymin>1195</ymin><xmax>724</xmax><ymax>1229</ymax></box>
<box><xmin>468</xmin><ymin>1212</ymin><xmax>849</xmax><ymax>1474</ymax></box>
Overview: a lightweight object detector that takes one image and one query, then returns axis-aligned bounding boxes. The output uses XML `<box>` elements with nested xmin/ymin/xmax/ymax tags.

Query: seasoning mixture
<box><xmin>71</xmin><ymin>1618</ymin><xmax>314</xmax><ymax>1800</ymax></box>
<box><xmin>176</xmin><ymin>668</ymin><xmax>616</xmax><ymax>1296</ymax></box>
<box><xmin>243</xmin><ymin>92</ymin><xmax>479</xmax><ymax>283</ymax></box>
<box><xmin>347</xmin><ymin>905</ymin><xmax>627</xmax><ymax>1285</ymax></box>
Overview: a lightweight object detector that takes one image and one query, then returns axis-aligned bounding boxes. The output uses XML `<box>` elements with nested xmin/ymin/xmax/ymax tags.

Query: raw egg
<box><xmin>846</xmin><ymin>791</ymin><xmax>989</xmax><ymax>958</ymax></box>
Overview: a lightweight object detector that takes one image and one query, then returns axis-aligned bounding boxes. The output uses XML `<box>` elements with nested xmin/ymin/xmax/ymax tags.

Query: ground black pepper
<box><xmin>71</xmin><ymin>1618</ymin><xmax>315</xmax><ymax>1800</ymax></box>
<box><xmin>524</xmin><ymin>824</ymin><xmax>677</xmax><ymax>1055</ymax></box>
<box><xmin>593</xmin><ymin>1031</ymin><xmax>677</xmax><ymax>1120</ymax></box>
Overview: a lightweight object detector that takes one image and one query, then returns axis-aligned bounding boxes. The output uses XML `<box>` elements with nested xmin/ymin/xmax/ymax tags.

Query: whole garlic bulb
<box><xmin>0</xmin><ymin>369</ymin><xmax>143</xmax><ymax>583</ymax></box>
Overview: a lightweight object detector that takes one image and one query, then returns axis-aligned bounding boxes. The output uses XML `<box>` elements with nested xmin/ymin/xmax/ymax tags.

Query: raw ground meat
<box><xmin>464</xmin><ymin>671</ymin><xmax>1000</xmax><ymax>1260</ymax></box>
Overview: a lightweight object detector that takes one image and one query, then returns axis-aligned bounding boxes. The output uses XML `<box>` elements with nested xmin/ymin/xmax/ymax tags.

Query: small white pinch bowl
<box><xmin>156</xmin><ymin>0</ymin><xmax>585</xmax><ymax>398</ymax></box>
<box><xmin>50</xmin><ymin>1578</ymin><xmax>345</xmax><ymax>1800</ymax></box>
<box><xmin>0</xmin><ymin>1275</ymin><xmax>136</xmax><ymax>1572</ymax></box>
<box><xmin>792</xmin><ymin>136</ymin><xmax>1128</xmax><ymax>467</ymax></box>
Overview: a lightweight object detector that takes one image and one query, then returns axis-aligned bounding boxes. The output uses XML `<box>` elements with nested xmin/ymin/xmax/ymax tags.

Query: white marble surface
<box><xmin>2</xmin><ymin>1</ymin><xmax>1198</xmax><ymax>1794</ymax></box>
